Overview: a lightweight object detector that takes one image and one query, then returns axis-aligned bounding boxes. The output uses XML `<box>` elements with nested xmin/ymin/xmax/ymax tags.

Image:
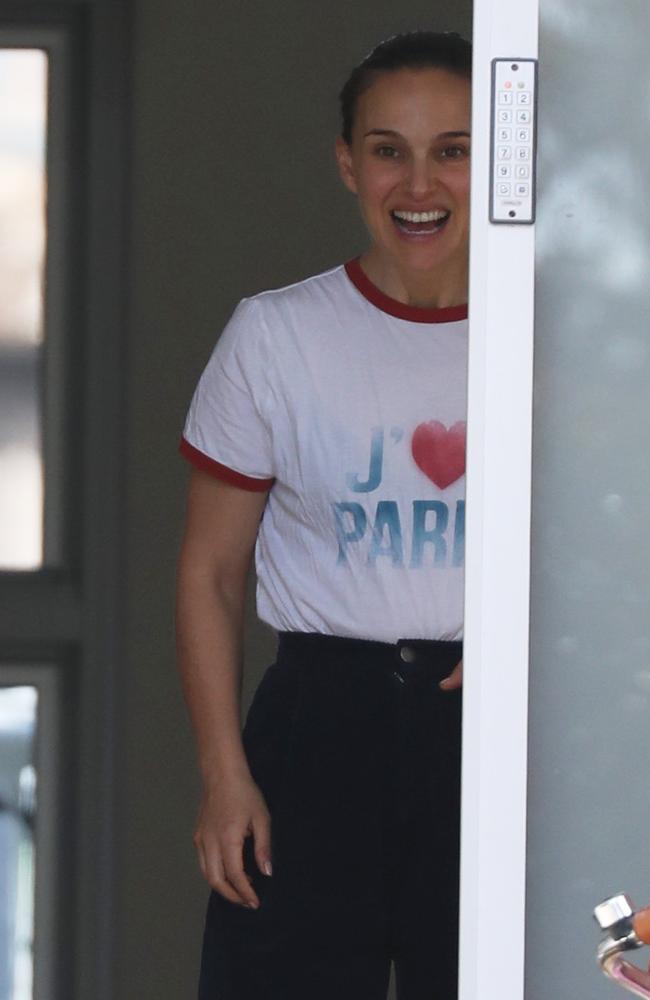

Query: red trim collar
<box><xmin>344</xmin><ymin>258</ymin><xmax>468</xmax><ymax>324</ymax></box>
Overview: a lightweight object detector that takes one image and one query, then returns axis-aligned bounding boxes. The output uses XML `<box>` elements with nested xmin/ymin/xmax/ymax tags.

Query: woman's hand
<box><xmin>439</xmin><ymin>658</ymin><xmax>463</xmax><ymax>691</ymax></box>
<box><xmin>194</xmin><ymin>772</ymin><xmax>273</xmax><ymax>909</ymax></box>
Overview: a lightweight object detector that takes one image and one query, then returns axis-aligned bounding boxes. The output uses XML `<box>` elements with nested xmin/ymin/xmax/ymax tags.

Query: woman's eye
<box><xmin>376</xmin><ymin>145</ymin><xmax>401</xmax><ymax>159</ymax></box>
<box><xmin>440</xmin><ymin>145</ymin><xmax>469</xmax><ymax>160</ymax></box>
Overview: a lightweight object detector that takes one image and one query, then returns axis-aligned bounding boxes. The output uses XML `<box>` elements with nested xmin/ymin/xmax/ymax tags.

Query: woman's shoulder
<box><xmin>242</xmin><ymin>262</ymin><xmax>351</xmax><ymax>319</ymax></box>
<box><xmin>219</xmin><ymin>262</ymin><xmax>357</xmax><ymax>360</ymax></box>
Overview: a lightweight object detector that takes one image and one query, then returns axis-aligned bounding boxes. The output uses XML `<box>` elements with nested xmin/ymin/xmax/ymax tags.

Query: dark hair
<box><xmin>339</xmin><ymin>31</ymin><xmax>472</xmax><ymax>144</ymax></box>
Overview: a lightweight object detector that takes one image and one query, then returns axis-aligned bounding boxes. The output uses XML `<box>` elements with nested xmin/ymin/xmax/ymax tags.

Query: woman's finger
<box><xmin>252</xmin><ymin>810</ymin><xmax>273</xmax><ymax>877</ymax></box>
<box><xmin>222</xmin><ymin>830</ymin><xmax>260</xmax><ymax>909</ymax></box>
<box><xmin>439</xmin><ymin>658</ymin><xmax>463</xmax><ymax>691</ymax></box>
<box><xmin>205</xmin><ymin>850</ymin><xmax>246</xmax><ymax>906</ymax></box>
<box><xmin>194</xmin><ymin>833</ymin><xmax>209</xmax><ymax>883</ymax></box>
<box><xmin>195</xmin><ymin>831</ymin><xmax>249</xmax><ymax>906</ymax></box>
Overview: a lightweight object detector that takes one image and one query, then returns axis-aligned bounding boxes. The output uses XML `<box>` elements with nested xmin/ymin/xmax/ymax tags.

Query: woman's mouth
<box><xmin>390</xmin><ymin>208</ymin><xmax>451</xmax><ymax>237</ymax></box>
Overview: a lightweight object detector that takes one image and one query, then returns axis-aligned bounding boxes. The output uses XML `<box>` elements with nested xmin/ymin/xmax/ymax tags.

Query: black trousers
<box><xmin>198</xmin><ymin>632</ymin><xmax>462</xmax><ymax>1000</ymax></box>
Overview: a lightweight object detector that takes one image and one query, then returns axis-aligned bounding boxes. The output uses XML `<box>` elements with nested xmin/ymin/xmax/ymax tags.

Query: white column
<box><xmin>460</xmin><ymin>1</ymin><xmax>539</xmax><ymax>999</ymax></box>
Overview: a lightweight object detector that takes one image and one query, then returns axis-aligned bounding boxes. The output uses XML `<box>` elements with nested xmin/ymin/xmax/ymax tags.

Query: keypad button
<box><xmin>498</xmin><ymin>183</ymin><xmax>511</xmax><ymax>196</ymax></box>
<box><xmin>498</xmin><ymin>127</ymin><xmax>512</xmax><ymax>142</ymax></box>
<box><xmin>516</xmin><ymin>146</ymin><xmax>530</xmax><ymax>160</ymax></box>
<box><xmin>498</xmin><ymin>91</ymin><xmax>513</xmax><ymax>105</ymax></box>
<box><xmin>497</xmin><ymin>146</ymin><xmax>512</xmax><ymax>160</ymax></box>
<box><xmin>498</xmin><ymin>109</ymin><xmax>513</xmax><ymax>124</ymax></box>
<box><xmin>515</xmin><ymin>165</ymin><xmax>530</xmax><ymax>179</ymax></box>
<box><xmin>517</xmin><ymin>91</ymin><xmax>531</xmax><ymax>105</ymax></box>
<box><xmin>516</xmin><ymin>109</ymin><xmax>531</xmax><ymax>124</ymax></box>
<box><xmin>517</xmin><ymin>128</ymin><xmax>530</xmax><ymax>142</ymax></box>
<box><xmin>496</xmin><ymin>164</ymin><xmax>511</xmax><ymax>178</ymax></box>
<box><xmin>515</xmin><ymin>183</ymin><xmax>530</xmax><ymax>197</ymax></box>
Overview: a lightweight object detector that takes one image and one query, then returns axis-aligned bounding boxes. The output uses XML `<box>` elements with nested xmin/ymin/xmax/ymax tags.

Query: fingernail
<box><xmin>247</xmin><ymin>900</ymin><xmax>259</xmax><ymax>909</ymax></box>
<box><xmin>263</xmin><ymin>861</ymin><xmax>272</xmax><ymax>876</ymax></box>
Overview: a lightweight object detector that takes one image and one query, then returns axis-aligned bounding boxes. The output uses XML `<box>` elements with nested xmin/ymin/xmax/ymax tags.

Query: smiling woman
<box><xmin>176</xmin><ymin>29</ymin><xmax>471</xmax><ymax>1000</ymax></box>
<box><xmin>335</xmin><ymin>65</ymin><xmax>471</xmax><ymax>308</ymax></box>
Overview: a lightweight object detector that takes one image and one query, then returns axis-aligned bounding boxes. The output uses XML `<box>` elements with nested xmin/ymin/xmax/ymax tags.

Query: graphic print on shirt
<box><xmin>333</xmin><ymin>421</ymin><xmax>466</xmax><ymax>569</ymax></box>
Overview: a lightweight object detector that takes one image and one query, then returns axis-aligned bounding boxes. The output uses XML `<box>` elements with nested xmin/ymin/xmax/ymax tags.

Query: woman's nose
<box><xmin>406</xmin><ymin>159</ymin><xmax>439</xmax><ymax>199</ymax></box>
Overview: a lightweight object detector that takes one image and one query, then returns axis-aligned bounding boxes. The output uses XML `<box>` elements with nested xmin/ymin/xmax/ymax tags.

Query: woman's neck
<box><xmin>359</xmin><ymin>249</ymin><xmax>468</xmax><ymax>310</ymax></box>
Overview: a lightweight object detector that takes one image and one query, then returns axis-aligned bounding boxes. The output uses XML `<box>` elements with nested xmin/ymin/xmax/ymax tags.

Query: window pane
<box><xmin>526</xmin><ymin>2</ymin><xmax>650</xmax><ymax>998</ymax></box>
<box><xmin>0</xmin><ymin>685</ymin><xmax>38</xmax><ymax>1000</ymax></box>
<box><xmin>0</xmin><ymin>50</ymin><xmax>47</xmax><ymax>570</ymax></box>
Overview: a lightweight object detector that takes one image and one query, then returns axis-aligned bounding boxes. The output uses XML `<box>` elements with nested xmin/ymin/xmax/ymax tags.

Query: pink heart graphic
<box><xmin>411</xmin><ymin>421</ymin><xmax>466</xmax><ymax>489</ymax></box>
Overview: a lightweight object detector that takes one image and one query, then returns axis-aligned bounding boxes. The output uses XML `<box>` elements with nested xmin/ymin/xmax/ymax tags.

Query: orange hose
<box><xmin>633</xmin><ymin>907</ymin><xmax>650</xmax><ymax>945</ymax></box>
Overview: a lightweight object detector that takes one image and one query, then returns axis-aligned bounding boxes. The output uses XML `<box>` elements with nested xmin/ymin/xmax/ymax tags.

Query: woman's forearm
<box><xmin>176</xmin><ymin>470</ymin><xmax>270</xmax><ymax>789</ymax></box>
<box><xmin>175</xmin><ymin>559</ymin><xmax>252</xmax><ymax>788</ymax></box>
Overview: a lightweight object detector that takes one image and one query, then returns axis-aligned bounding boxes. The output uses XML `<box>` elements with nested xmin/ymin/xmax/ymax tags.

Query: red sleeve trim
<box><xmin>179</xmin><ymin>437</ymin><xmax>275</xmax><ymax>492</ymax></box>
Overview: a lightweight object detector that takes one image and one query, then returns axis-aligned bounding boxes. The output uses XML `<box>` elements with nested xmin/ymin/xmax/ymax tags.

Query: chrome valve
<box><xmin>595</xmin><ymin>894</ymin><xmax>650</xmax><ymax>999</ymax></box>
<box><xmin>595</xmin><ymin>895</ymin><xmax>635</xmax><ymax>934</ymax></box>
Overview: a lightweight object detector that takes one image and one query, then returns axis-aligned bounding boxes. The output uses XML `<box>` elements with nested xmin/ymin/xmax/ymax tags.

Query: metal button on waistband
<box><xmin>399</xmin><ymin>645</ymin><xmax>416</xmax><ymax>663</ymax></box>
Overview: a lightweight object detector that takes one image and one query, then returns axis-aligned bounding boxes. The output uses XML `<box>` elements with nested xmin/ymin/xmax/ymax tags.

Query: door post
<box><xmin>460</xmin><ymin>1</ymin><xmax>538</xmax><ymax>998</ymax></box>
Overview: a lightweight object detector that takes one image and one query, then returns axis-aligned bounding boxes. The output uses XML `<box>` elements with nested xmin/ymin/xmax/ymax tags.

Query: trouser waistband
<box><xmin>276</xmin><ymin>630</ymin><xmax>463</xmax><ymax>683</ymax></box>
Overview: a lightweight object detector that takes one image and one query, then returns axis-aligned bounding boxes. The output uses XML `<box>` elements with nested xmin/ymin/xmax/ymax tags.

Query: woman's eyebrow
<box><xmin>363</xmin><ymin>128</ymin><xmax>401</xmax><ymax>138</ymax></box>
<box><xmin>363</xmin><ymin>128</ymin><xmax>471</xmax><ymax>139</ymax></box>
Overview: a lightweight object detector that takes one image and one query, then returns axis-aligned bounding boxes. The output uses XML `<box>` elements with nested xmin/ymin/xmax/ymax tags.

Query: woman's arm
<box><xmin>175</xmin><ymin>467</ymin><xmax>271</xmax><ymax>909</ymax></box>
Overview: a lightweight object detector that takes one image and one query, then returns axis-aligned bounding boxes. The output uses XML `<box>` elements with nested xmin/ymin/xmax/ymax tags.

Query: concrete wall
<box><xmin>121</xmin><ymin>1</ymin><xmax>472</xmax><ymax>995</ymax></box>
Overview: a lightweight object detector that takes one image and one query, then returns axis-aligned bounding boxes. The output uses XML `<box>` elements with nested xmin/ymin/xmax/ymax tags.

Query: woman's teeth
<box><xmin>392</xmin><ymin>209</ymin><xmax>449</xmax><ymax>223</ymax></box>
<box><xmin>391</xmin><ymin>209</ymin><xmax>451</xmax><ymax>235</ymax></box>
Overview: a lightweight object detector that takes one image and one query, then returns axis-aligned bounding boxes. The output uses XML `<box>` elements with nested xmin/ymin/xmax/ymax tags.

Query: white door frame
<box><xmin>460</xmin><ymin>1</ymin><xmax>539</xmax><ymax>998</ymax></box>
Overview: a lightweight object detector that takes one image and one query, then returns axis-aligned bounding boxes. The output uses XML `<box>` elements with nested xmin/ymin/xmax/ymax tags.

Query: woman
<box><xmin>176</xmin><ymin>30</ymin><xmax>470</xmax><ymax>1000</ymax></box>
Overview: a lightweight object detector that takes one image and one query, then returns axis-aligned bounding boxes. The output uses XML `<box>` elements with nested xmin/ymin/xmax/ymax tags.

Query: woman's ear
<box><xmin>335</xmin><ymin>136</ymin><xmax>358</xmax><ymax>195</ymax></box>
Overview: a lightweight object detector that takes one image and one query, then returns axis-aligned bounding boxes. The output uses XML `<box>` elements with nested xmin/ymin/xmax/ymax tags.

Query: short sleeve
<box><xmin>180</xmin><ymin>297</ymin><xmax>276</xmax><ymax>491</ymax></box>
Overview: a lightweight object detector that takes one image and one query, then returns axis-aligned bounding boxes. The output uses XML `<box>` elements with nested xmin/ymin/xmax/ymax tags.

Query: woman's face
<box><xmin>336</xmin><ymin>68</ymin><xmax>471</xmax><ymax>283</ymax></box>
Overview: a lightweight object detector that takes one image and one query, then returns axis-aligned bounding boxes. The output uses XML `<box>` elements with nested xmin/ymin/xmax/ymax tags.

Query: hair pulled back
<box><xmin>339</xmin><ymin>31</ymin><xmax>472</xmax><ymax>145</ymax></box>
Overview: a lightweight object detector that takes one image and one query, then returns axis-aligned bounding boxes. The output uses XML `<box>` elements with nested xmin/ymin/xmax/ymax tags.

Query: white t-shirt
<box><xmin>181</xmin><ymin>259</ymin><xmax>468</xmax><ymax>642</ymax></box>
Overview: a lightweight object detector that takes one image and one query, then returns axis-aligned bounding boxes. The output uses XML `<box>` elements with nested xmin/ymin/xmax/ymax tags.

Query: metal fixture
<box><xmin>595</xmin><ymin>894</ymin><xmax>650</xmax><ymax>998</ymax></box>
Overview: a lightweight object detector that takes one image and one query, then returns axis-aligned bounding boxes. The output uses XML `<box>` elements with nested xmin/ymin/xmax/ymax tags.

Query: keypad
<box><xmin>491</xmin><ymin>59</ymin><xmax>537</xmax><ymax>223</ymax></box>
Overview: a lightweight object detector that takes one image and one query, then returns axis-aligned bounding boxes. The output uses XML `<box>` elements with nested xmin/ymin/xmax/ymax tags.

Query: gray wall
<box><xmin>121</xmin><ymin>1</ymin><xmax>472</xmax><ymax>996</ymax></box>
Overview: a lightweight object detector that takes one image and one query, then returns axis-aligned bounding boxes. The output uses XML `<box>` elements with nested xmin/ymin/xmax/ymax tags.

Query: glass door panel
<box><xmin>0</xmin><ymin>685</ymin><xmax>38</xmax><ymax>1000</ymax></box>
<box><xmin>526</xmin><ymin>1</ymin><xmax>650</xmax><ymax>996</ymax></box>
<box><xmin>0</xmin><ymin>49</ymin><xmax>48</xmax><ymax>570</ymax></box>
